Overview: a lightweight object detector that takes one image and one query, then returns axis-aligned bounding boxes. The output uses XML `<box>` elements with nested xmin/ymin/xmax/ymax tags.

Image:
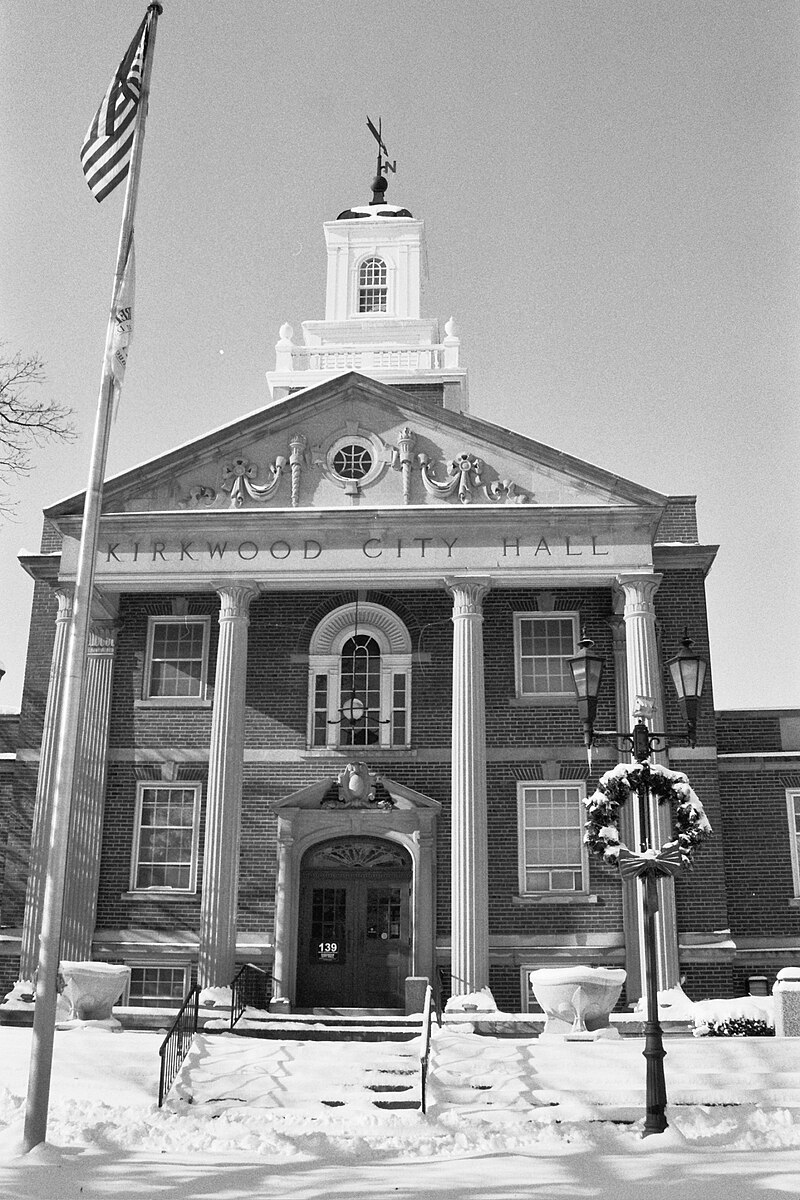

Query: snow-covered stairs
<box><xmin>225</xmin><ymin>1008</ymin><xmax>421</xmax><ymax>1043</ymax></box>
<box><xmin>172</xmin><ymin>1031</ymin><xmax>424</xmax><ymax>1111</ymax></box>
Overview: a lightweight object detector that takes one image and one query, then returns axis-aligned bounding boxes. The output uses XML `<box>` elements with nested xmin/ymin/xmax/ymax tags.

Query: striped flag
<box><xmin>80</xmin><ymin>13</ymin><xmax>151</xmax><ymax>203</ymax></box>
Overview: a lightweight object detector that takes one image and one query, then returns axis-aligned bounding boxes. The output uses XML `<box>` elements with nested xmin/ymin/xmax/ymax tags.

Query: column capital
<box><xmin>52</xmin><ymin>586</ymin><xmax>74</xmax><ymax>621</ymax></box>
<box><xmin>607</xmin><ymin>613</ymin><xmax>626</xmax><ymax>643</ymax></box>
<box><xmin>444</xmin><ymin>577</ymin><xmax>491</xmax><ymax>615</ymax></box>
<box><xmin>615</xmin><ymin>573</ymin><xmax>662</xmax><ymax>611</ymax></box>
<box><xmin>88</xmin><ymin>619</ymin><xmax>119</xmax><ymax>654</ymax></box>
<box><xmin>214</xmin><ymin>583</ymin><xmax>258</xmax><ymax>619</ymax></box>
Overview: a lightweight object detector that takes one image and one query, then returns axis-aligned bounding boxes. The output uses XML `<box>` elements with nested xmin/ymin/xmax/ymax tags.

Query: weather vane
<box><xmin>366</xmin><ymin>116</ymin><xmax>396</xmax><ymax>178</ymax></box>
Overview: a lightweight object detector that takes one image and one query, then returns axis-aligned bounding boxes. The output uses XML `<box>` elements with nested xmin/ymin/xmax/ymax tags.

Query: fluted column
<box><xmin>271</xmin><ymin>824</ymin><xmax>294</xmax><ymax>1004</ymax></box>
<box><xmin>610</xmin><ymin>608</ymin><xmax>642</xmax><ymax>1000</ymax></box>
<box><xmin>60</xmin><ymin>619</ymin><xmax>119</xmax><ymax>961</ymax></box>
<box><xmin>446</xmin><ymin>578</ymin><xmax>490</xmax><ymax>996</ymax></box>
<box><xmin>19</xmin><ymin>588</ymin><xmax>73</xmax><ymax>980</ymax></box>
<box><xmin>198</xmin><ymin>584</ymin><xmax>256</xmax><ymax>989</ymax></box>
<box><xmin>617</xmin><ymin>573</ymin><xmax>680</xmax><ymax>990</ymax></box>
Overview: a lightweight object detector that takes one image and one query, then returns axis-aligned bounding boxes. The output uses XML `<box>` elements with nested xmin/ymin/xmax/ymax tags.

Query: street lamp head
<box><xmin>567</xmin><ymin>629</ymin><xmax>604</xmax><ymax>748</ymax></box>
<box><xmin>667</xmin><ymin>627</ymin><xmax>707</xmax><ymax>747</ymax></box>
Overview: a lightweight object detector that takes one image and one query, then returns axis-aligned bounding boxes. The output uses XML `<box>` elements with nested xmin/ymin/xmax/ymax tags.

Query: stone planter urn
<box><xmin>60</xmin><ymin>961</ymin><xmax>131</xmax><ymax>1021</ymax></box>
<box><xmin>530</xmin><ymin>966</ymin><xmax>626</xmax><ymax>1039</ymax></box>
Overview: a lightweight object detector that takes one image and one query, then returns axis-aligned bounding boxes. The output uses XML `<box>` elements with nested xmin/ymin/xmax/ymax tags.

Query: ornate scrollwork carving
<box><xmin>483</xmin><ymin>479</ymin><xmax>529</xmax><ymax>504</ymax></box>
<box><xmin>186</xmin><ymin>484</ymin><xmax>217</xmax><ymax>506</ymax></box>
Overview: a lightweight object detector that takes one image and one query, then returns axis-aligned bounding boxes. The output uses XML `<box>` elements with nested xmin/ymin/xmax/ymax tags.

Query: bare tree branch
<box><xmin>0</xmin><ymin>346</ymin><xmax>75</xmax><ymax>513</ymax></box>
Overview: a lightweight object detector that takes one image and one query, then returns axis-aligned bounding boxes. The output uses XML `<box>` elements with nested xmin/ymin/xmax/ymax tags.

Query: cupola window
<box><xmin>358</xmin><ymin>257</ymin><xmax>387</xmax><ymax>313</ymax></box>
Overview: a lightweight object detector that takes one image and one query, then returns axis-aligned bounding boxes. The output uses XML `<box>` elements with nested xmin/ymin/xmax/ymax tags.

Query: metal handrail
<box><xmin>419</xmin><ymin>983</ymin><xmax>434</xmax><ymax>1115</ymax></box>
<box><xmin>432</xmin><ymin>965</ymin><xmax>444</xmax><ymax>1028</ymax></box>
<box><xmin>230</xmin><ymin>962</ymin><xmax>271</xmax><ymax>1031</ymax></box>
<box><xmin>157</xmin><ymin>984</ymin><xmax>200</xmax><ymax>1107</ymax></box>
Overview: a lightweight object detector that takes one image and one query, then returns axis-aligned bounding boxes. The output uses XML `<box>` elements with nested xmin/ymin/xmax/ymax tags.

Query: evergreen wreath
<box><xmin>583</xmin><ymin>761</ymin><xmax>711</xmax><ymax>870</ymax></box>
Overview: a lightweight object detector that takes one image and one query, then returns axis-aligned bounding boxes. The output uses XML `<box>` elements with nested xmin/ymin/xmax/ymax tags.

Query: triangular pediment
<box><xmin>45</xmin><ymin>373</ymin><xmax>666</xmax><ymax>520</ymax></box>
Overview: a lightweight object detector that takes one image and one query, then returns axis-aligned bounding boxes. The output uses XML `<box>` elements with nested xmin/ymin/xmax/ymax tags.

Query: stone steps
<box><xmin>224</xmin><ymin>1007</ymin><xmax>422</xmax><ymax>1042</ymax></box>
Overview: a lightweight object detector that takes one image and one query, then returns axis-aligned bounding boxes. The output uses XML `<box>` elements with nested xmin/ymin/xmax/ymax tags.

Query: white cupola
<box><xmin>267</xmin><ymin>172</ymin><xmax>468</xmax><ymax>411</ymax></box>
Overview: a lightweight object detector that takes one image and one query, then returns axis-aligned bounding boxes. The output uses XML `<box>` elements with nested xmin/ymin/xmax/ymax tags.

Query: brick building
<box><xmin>2</xmin><ymin>177</ymin><xmax>799</xmax><ymax>1012</ymax></box>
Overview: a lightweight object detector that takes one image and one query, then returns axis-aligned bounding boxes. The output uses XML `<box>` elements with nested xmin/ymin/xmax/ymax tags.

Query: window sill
<box><xmin>512</xmin><ymin>893</ymin><xmax>599</xmax><ymax>905</ymax></box>
<box><xmin>134</xmin><ymin>699</ymin><xmax>212</xmax><ymax>709</ymax></box>
<box><xmin>122</xmin><ymin>890</ymin><xmax>198</xmax><ymax>900</ymax></box>
<box><xmin>301</xmin><ymin>747</ymin><xmax>418</xmax><ymax>758</ymax></box>
<box><xmin>508</xmin><ymin>695</ymin><xmax>576</xmax><ymax>708</ymax></box>
<box><xmin>789</xmin><ymin>897</ymin><xmax>800</xmax><ymax>908</ymax></box>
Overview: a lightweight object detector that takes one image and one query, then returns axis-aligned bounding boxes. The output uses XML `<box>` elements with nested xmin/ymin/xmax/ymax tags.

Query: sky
<box><xmin>1</xmin><ymin>0</ymin><xmax>799</xmax><ymax>711</ymax></box>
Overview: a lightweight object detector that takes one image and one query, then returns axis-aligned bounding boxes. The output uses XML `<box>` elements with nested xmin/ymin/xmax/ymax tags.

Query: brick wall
<box><xmin>8</xmin><ymin>569</ymin><xmax>748</xmax><ymax>1004</ymax></box>
<box><xmin>654</xmin><ymin>568</ymin><xmax>716</xmax><ymax>748</ymax></box>
<box><xmin>653</xmin><ymin>496</ymin><xmax>699</xmax><ymax>544</ymax></box>
<box><xmin>719</xmin><ymin>768</ymin><xmax>800</xmax><ymax>940</ymax></box>
<box><xmin>716</xmin><ymin>711</ymin><xmax>783</xmax><ymax>754</ymax></box>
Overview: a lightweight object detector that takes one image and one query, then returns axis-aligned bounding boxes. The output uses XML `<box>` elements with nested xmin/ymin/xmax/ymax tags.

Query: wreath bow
<box><xmin>617</xmin><ymin>844</ymin><xmax>683</xmax><ymax>914</ymax></box>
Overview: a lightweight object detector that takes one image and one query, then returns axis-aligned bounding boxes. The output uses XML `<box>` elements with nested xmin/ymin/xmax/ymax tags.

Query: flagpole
<box><xmin>22</xmin><ymin>3</ymin><xmax>163</xmax><ymax>1153</ymax></box>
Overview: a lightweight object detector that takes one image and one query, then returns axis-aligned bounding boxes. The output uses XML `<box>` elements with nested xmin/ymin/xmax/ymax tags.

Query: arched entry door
<box><xmin>296</xmin><ymin>837</ymin><xmax>412</xmax><ymax>1009</ymax></box>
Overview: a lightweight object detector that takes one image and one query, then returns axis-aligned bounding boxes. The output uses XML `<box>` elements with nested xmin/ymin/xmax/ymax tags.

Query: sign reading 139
<box><xmin>317</xmin><ymin>940</ymin><xmax>340</xmax><ymax>962</ymax></box>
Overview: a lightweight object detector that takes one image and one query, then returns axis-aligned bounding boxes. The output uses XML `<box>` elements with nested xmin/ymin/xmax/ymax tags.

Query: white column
<box><xmin>61</xmin><ymin>619</ymin><xmax>118</xmax><ymax>961</ymax></box>
<box><xmin>616</xmin><ymin>573</ymin><xmax>680</xmax><ymax>990</ymax></box>
<box><xmin>446</xmin><ymin>578</ymin><xmax>490</xmax><ymax>996</ymax></box>
<box><xmin>198</xmin><ymin>584</ymin><xmax>256</xmax><ymax>989</ymax></box>
<box><xmin>271</xmin><ymin>824</ymin><xmax>294</xmax><ymax>1005</ymax></box>
<box><xmin>413</xmin><ymin>826</ymin><xmax>437</xmax><ymax>984</ymax></box>
<box><xmin>610</xmin><ymin>608</ymin><xmax>642</xmax><ymax>1001</ymax></box>
<box><xmin>19</xmin><ymin>588</ymin><xmax>73</xmax><ymax>980</ymax></box>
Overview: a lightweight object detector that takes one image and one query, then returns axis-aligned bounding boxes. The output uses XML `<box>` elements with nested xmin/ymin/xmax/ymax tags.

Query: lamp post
<box><xmin>568</xmin><ymin>628</ymin><xmax>707</xmax><ymax>1136</ymax></box>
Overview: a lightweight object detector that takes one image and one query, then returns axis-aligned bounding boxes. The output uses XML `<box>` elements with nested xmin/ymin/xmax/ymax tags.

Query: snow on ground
<box><xmin>2</xmin><ymin>1024</ymin><xmax>800</xmax><ymax>1197</ymax></box>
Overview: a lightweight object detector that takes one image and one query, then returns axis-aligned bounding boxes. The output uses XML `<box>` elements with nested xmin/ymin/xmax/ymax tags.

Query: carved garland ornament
<box><xmin>417</xmin><ymin>451</ymin><xmax>528</xmax><ymax>505</ymax></box>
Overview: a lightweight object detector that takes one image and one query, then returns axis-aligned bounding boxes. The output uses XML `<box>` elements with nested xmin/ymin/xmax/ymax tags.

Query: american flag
<box><xmin>80</xmin><ymin>13</ymin><xmax>151</xmax><ymax>203</ymax></box>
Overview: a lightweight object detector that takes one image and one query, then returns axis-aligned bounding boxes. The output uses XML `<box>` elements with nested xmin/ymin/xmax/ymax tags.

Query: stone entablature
<box><xmin>38</xmin><ymin>506</ymin><xmax>662</xmax><ymax>592</ymax></box>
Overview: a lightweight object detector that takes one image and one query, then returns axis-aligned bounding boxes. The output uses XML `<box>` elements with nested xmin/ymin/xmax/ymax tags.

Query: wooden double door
<box><xmin>296</xmin><ymin>838</ymin><xmax>412</xmax><ymax>1009</ymax></box>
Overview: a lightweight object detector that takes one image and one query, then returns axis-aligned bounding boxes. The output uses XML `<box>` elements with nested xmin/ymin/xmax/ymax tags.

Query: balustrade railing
<box><xmin>287</xmin><ymin>344</ymin><xmax>450</xmax><ymax>373</ymax></box>
<box><xmin>157</xmin><ymin>985</ymin><xmax>200</xmax><ymax>1107</ymax></box>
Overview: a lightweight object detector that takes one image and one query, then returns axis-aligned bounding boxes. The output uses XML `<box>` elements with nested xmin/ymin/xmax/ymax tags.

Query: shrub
<box><xmin>703</xmin><ymin>1016</ymin><xmax>774</xmax><ymax>1038</ymax></box>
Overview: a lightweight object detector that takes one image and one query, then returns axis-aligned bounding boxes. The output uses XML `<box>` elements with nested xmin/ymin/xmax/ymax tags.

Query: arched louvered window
<box><xmin>308</xmin><ymin>602</ymin><xmax>411</xmax><ymax>749</ymax></box>
<box><xmin>358</xmin><ymin>257</ymin><xmax>387</xmax><ymax>313</ymax></box>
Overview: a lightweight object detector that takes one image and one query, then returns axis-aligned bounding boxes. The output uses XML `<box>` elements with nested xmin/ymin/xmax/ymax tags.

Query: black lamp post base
<box><xmin>642</xmin><ymin>1021</ymin><xmax>668</xmax><ymax>1135</ymax></box>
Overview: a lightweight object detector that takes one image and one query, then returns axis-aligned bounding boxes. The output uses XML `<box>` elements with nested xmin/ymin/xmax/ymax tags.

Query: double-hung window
<box><xmin>787</xmin><ymin>790</ymin><xmax>800</xmax><ymax>897</ymax></box>
<box><xmin>514</xmin><ymin>613</ymin><xmax>579</xmax><ymax>699</ymax></box>
<box><xmin>518</xmin><ymin>782</ymin><xmax>588</xmax><ymax>894</ymax></box>
<box><xmin>143</xmin><ymin>616</ymin><xmax>210</xmax><ymax>702</ymax></box>
<box><xmin>358</xmin><ymin>257</ymin><xmax>387</xmax><ymax>313</ymax></box>
<box><xmin>130</xmin><ymin>783</ymin><xmax>201</xmax><ymax>893</ymax></box>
